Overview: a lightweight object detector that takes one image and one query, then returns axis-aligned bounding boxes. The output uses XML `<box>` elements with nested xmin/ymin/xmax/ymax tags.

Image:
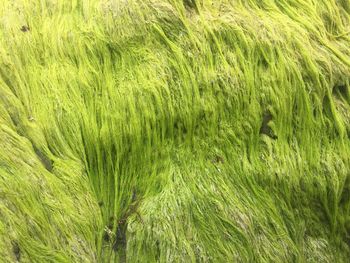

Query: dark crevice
<box><xmin>113</xmin><ymin>221</ymin><xmax>127</xmax><ymax>255</ymax></box>
<box><xmin>259</xmin><ymin>111</ymin><xmax>277</xmax><ymax>139</ymax></box>
<box><xmin>11</xmin><ymin>241</ymin><xmax>20</xmax><ymax>262</ymax></box>
<box><xmin>183</xmin><ymin>0</ymin><xmax>199</xmax><ymax>12</ymax></box>
<box><xmin>8</xmin><ymin>112</ymin><xmax>20</xmax><ymax>127</ymax></box>
<box><xmin>333</xmin><ymin>84</ymin><xmax>348</xmax><ymax>98</ymax></box>
<box><xmin>340</xmin><ymin>176</ymin><xmax>350</xmax><ymax>206</ymax></box>
<box><xmin>155</xmin><ymin>240</ymin><xmax>161</xmax><ymax>261</ymax></box>
<box><xmin>32</xmin><ymin>145</ymin><xmax>53</xmax><ymax>172</ymax></box>
<box><xmin>20</xmin><ymin>25</ymin><xmax>30</xmax><ymax>32</ymax></box>
<box><xmin>103</xmin><ymin>190</ymin><xmax>143</xmax><ymax>261</ymax></box>
<box><xmin>211</xmin><ymin>154</ymin><xmax>224</xmax><ymax>164</ymax></box>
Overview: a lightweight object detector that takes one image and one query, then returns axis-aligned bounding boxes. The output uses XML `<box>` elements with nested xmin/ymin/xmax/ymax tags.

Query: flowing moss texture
<box><xmin>0</xmin><ymin>0</ymin><xmax>350</xmax><ymax>262</ymax></box>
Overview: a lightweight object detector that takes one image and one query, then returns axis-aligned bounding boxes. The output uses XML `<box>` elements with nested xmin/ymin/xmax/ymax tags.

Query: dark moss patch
<box><xmin>183</xmin><ymin>0</ymin><xmax>198</xmax><ymax>11</ymax></box>
<box><xmin>113</xmin><ymin>221</ymin><xmax>127</xmax><ymax>252</ymax></box>
<box><xmin>212</xmin><ymin>155</ymin><xmax>224</xmax><ymax>164</ymax></box>
<box><xmin>340</xmin><ymin>176</ymin><xmax>350</xmax><ymax>206</ymax></box>
<box><xmin>11</xmin><ymin>241</ymin><xmax>20</xmax><ymax>261</ymax></box>
<box><xmin>33</xmin><ymin>145</ymin><xmax>53</xmax><ymax>172</ymax></box>
<box><xmin>103</xmin><ymin>223</ymin><xmax>114</xmax><ymax>242</ymax></box>
<box><xmin>260</xmin><ymin>112</ymin><xmax>277</xmax><ymax>139</ymax></box>
<box><xmin>333</xmin><ymin>84</ymin><xmax>348</xmax><ymax>99</ymax></box>
<box><xmin>20</xmin><ymin>25</ymin><xmax>30</xmax><ymax>32</ymax></box>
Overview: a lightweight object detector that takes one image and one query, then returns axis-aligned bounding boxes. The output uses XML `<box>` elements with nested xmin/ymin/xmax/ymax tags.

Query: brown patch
<box><xmin>20</xmin><ymin>25</ymin><xmax>30</xmax><ymax>32</ymax></box>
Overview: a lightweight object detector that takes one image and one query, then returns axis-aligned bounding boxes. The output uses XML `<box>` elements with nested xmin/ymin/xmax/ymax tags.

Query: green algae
<box><xmin>0</xmin><ymin>0</ymin><xmax>350</xmax><ymax>262</ymax></box>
